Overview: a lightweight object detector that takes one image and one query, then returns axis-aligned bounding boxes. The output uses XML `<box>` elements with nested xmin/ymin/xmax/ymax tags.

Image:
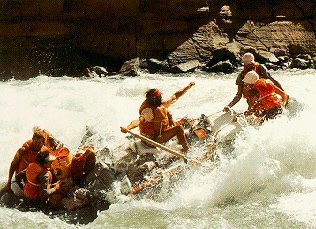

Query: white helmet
<box><xmin>243</xmin><ymin>71</ymin><xmax>259</xmax><ymax>84</ymax></box>
<box><xmin>242</xmin><ymin>52</ymin><xmax>255</xmax><ymax>64</ymax></box>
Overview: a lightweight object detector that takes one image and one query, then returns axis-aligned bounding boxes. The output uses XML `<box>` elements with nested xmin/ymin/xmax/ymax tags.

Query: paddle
<box><xmin>121</xmin><ymin>128</ymin><xmax>204</xmax><ymax>166</ymax></box>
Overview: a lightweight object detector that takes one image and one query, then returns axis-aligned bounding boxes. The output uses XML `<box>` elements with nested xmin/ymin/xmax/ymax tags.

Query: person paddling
<box><xmin>223</xmin><ymin>52</ymin><xmax>285</xmax><ymax>112</ymax></box>
<box><xmin>121</xmin><ymin>82</ymin><xmax>195</xmax><ymax>153</ymax></box>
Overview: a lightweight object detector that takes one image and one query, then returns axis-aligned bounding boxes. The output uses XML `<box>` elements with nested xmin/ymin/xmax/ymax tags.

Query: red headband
<box><xmin>152</xmin><ymin>89</ymin><xmax>162</xmax><ymax>97</ymax></box>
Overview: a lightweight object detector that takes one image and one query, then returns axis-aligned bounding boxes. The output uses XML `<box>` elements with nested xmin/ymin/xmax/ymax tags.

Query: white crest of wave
<box><xmin>162</xmin><ymin>104</ymin><xmax>316</xmax><ymax>209</ymax></box>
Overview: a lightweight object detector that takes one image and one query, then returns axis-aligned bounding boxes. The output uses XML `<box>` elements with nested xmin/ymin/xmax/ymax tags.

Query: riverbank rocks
<box><xmin>0</xmin><ymin>0</ymin><xmax>316</xmax><ymax>79</ymax></box>
<box><xmin>172</xmin><ymin>60</ymin><xmax>200</xmax><ymax>73</ymax></box>
<box><xmin>83</xmin><ymin>66</ymin><xmax>108</xmax><ymax>78</ymax></box>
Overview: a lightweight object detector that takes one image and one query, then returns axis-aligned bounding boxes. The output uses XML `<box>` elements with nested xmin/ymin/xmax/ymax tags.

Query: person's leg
<box><xmin>155</xmin><ymin>125</ymin><xmax>189</xmax><ymax>152</ymax></box>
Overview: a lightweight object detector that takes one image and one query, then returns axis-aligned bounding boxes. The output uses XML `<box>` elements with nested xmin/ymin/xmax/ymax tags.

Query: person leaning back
<box><xmin>121</xmin><ymin>82</ymin><xmax>195</xmax><ymax>153</ymax></box>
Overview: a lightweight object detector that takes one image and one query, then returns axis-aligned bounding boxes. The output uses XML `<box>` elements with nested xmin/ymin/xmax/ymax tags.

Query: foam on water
<box><xmin>0</xmin><ymin>69</ymin><xmax>315</xmax><ymax>227</ymax></box>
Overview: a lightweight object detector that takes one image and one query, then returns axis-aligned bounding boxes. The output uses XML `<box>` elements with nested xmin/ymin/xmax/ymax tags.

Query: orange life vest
<box><xmin>16</xmin><ymin>140</ymin><xmax>38</xmax><ymax>174</ymax></box>
<box><xmin>51</xmin><ymin>147</ymin><xmax>72</xmax><ymax>180</ymax></box>
<box><xmin>252</xmin><ymin>79</ymin><xmax>282</xmax><ymax>112</ymax></box>
<box><xmin>241</xmin><ymin>62</ymin><xmax>260</xmax><ymax>77</ymax></box>
<box><xmin>138</xmin><ymin>100</ymin><xmax>170</xmax><ymax>138</ymax></box>
<box><xmin>23</xmin><ymin>163</ymin><xmax>52</xmax><ymax>200</ymax></box>
<box><xmin>70</xmin><ymin>147</ymin><xmax>96</xmax><ymax>181</ymax></box>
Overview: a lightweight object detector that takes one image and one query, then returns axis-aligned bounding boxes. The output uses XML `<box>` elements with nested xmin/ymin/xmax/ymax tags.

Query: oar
<box><xmin>121</xmin><ymin>128</ymin><xmax>203</xmax><ymax>166</ymax></box>
<box><xmin>207</xmin><ymin>110</ymin><xmax>223</xmax><ymax>117</ymax></box>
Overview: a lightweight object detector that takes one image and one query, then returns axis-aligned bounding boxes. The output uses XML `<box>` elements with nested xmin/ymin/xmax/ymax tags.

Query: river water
<box><xmin>0</xmin><ymin>69</ymin><xmax>315</xmax><ymax>228</ymax></box>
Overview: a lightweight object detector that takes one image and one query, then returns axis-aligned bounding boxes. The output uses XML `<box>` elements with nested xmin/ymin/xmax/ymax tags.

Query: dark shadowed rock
<box><xmin>273</xmin><ymin>48</ymin><xmax>287</xmax><ymax>57</ymax></box>
<box><xmin>209</xmin><ymin>60</ymin><xmax>235</xmax><ymax>73</ymax></box>
<box><xmin>147</xmin><ymin>58</ymin><xmax>170</xmax><ymax>73</ymax></box>
<box><xmin>119</xmin><ymin>58</ymin><xmax>141</xmax><ymax>76</ymax></box>
<box><xmin>207</xmin><ymin>45</ymin><xmax>240</xmax><ymax>68</ymax></box>
<box><xmin>265</xmin><ymin>63</ymin><xmax>280</xmax><ymax>71</ymax></box>
<box><xmin>290</xmin><ymin>58</ymin><xmax>311</xmax><ymax>69</ymax></box>
<box><xmin>296</xmin><ymin>54</ymin><xmax>312</xmax><ymax>61</ymax></box>
<box><xmin>83</xmin><ymin>66</ymin><xmax>108</xmax><ymax>78</ymax></box>
<box><xmin>1</xmin><ymin>0</ymin><xmax>316</xmax><ymax>78</ymax></box>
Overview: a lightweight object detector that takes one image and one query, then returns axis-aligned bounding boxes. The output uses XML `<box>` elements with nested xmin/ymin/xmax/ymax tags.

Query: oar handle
<box><xmin>122</xmin><ymin>128</ymin><xmax>203</xmax><ymax>165</ymax></box>
<box><xmin>123</xmin><ymin>128</ymin><xmax>185</xmax><ymax>158</ymax></box>
<box><xmin>207</xmin><ymin>110</ymin><xmax>223</xmax><ymax>118</ymax></box>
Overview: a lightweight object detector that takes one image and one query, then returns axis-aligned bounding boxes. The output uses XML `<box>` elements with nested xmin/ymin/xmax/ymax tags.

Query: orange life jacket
<box><xmin>241</xmin><ymin>62</ymin><xmax>260</xmax><ymax>77</ymax></box>
<box><xmin>23</xmin><ymin>163</ymin><xmax>52</xmax><ymax>200</ymax></box>
<box><xmin>70</xmin><ymin>147</ymin><xmax>96</xmax><ymax>181</ymax></box>
<box><xmin>16</xmin><ymin>140</ymin><xmax>38</xmax><ymax>174</ymax></box>
<box><xmin>51</xmin><ymin>147</ymin><xmax>72</xmax><ymax>180</ymax></box>
<box><xmin>252</xmin><ymin>79</ymin><xmax>282</xmax><ymax>112</ymax></box>
<box><xmin>138</xmin><ymin>100</ymin><xmax>170</xmax><ymax>138</ymax></box>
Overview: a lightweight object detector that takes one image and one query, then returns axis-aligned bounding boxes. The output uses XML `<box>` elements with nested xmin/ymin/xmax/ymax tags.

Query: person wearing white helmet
<box><xmin>223</xmin><ymin>52</ymin><xmax>284</xmax><ymax>112</ymax></box>
<box><xmin>242</xmin><ymin>70</ymin><xmax>289</xmax><ymax>121</ymax></box>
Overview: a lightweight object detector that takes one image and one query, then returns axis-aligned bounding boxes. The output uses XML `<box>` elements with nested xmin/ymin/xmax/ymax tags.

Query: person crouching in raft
<box><xmin>23</xmin><ymin>147</ymin><xmax>61</xmax><ymax>205</ymax></box>
<box><xmin>121</xmin><ymin>82</ymin><xmax>195</xmax><ymax>153</ymax></box>
<box><xmin>242</xmin><ymin>71</ymin><xmax>289</xmax><ymax>122</ymax></box>
<box><xmin>5</xmin><ymin>127</ymin><xmax>63</xmax><ymax>193</ymax></box>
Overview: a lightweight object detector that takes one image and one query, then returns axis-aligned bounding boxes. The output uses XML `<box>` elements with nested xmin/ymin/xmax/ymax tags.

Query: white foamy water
<box><xmin>0</xmin><ymin>69</ymin><xmax>315</xmax><ymax>228</ymax></box>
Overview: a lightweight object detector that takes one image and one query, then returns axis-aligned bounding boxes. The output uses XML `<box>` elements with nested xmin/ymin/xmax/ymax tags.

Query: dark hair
<box><xmin>33</xmin><ymin>131</ymin><xmax>46</xmax><ymax>140</ymax></box>
<box><xmin>145</xmin><ymin>89</ymin><xmax>157</xmax><ymax>99</ymax></box>
<box><xmin>145</xmin><ymin>89</ymin><xmax>162</xmax><ymax>107</ymax></box>
<box><xmin>36</xmin><ymin>150</ymin><xmax>49</xmax><ymax>166</ymax></box>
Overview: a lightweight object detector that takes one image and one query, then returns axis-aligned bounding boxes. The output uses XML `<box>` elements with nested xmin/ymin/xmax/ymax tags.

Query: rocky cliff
<box><xmin>0</xmin><ymin>0</ymin><xmax>315</xmax><ymax>79</ymax></box>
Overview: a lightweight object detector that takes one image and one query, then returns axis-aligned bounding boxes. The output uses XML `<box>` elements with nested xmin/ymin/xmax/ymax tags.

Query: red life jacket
<box><xmin>138</xmin><ymin>100</ymin><xmax>170</xmax><ymax>138</ymax></box>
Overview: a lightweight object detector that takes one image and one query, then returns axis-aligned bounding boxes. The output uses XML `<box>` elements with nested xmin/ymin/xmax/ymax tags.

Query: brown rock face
<box><xmin>0</xmin><ymin>0</ymin><xmax>315</xmax><ymax>79</ymax></box>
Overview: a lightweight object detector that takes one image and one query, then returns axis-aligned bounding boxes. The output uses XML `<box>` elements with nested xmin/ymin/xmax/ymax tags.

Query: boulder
<box><xmin>83</xmin><ymin>66</ymin><xmax>108</xmax><ymax>77</ymax></box>
<box><xmin>209</xmin><ymin>60</ymin><xmax>235</xmax><ymax>73</ymax></box>
<box><xmin>119</xmin><ymin>58</ymin><xmax>141</xmax><ymax>76</ymax></box>
<box><xmin>258</xmin><ymin>51</ymin><xmax>279</xmax><ymax>64</ymax></box>
<box><xmin>146</xmin><ymin>58</ymin><xmax>170</xmax><ymax>73</ymax></box>
<box><xmin>290</xmin><ymin>58</ymin><xmax>311</xmax><ymax>69</ymax></box>
<box><xmin>172</xmin><ymin>60</ymin><xmax>200</xmax><ymax>73</ymax></box>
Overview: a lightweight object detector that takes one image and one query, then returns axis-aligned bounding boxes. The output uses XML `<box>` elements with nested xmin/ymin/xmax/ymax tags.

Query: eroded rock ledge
<box><xmin>0</xmin><ymin>0</ymin><xmax>315</xmax><ymax>79</ymax></box>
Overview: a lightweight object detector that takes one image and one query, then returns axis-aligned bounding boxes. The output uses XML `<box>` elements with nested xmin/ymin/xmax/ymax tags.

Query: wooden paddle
<box><xmin>121</xmin><ymin>128</ymin><xmax>204</xmax><ymax>166</ymax></box>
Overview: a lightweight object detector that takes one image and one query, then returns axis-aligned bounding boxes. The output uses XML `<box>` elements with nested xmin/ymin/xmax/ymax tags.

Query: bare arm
<box><xmin>259</xmin><ymin>64</ymin><xmax>283</xmax><ymax>90</ymax></box>
<box><xmin>120</xmin><ymin>117</ymin><xmax>145</xmax><ymax>133</ymax></box>
<box><xmin>163</xmin><ymin>82</ymin><xmax>195</xmax><ymax>108</ymax></box>
<box><xmin>5</xmin><ymin>150</ymin><xmax>22</xmax><ymax>191</ymax></box>
<box><xmin>38</xmin><ymin>172</ymin><xmax>60</xmax><ymax>201</ymax></box>
<box><xmin>269</xmin><ymin>77</ymin><xmax>283</xmax><ymax>90</ymax></box>
<box><xmin>223</xmin><ymin>85</ymin><xmax>243</xmax><ymax>112</ymax></box>
<box><xmin>274</xmin><ymin>85</ymin><xmax>289</xmax><ymax>105</ymax></box>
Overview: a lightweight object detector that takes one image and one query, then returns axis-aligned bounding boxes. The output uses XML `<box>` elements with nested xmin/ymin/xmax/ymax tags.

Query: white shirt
<box><xmin>140</xmin><ymin>108</ymin><xmax>154</xmax><ymax>122</ymax></box>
